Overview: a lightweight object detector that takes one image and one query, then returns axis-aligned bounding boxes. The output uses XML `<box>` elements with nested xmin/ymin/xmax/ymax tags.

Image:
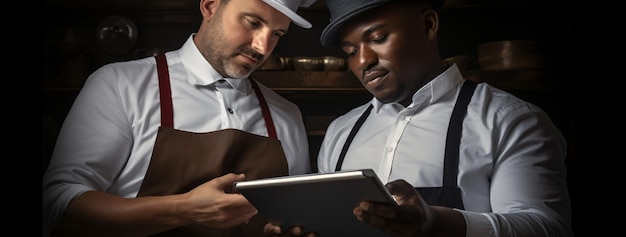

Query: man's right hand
<box><xmin>184</xmin><ymin>173</ymin><xmax>259</xmax><ymax>229</ymax></box>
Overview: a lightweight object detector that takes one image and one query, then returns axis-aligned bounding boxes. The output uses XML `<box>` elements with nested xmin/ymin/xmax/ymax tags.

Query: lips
<box><xmin>362</xmin><ymin>70</ymin><xmax>388</xmax><ymax>89</ymax></box>
<box><xmin>239</xmin><ymin>54</ymin><xmax>259</xmax><ymax>67</ymax></box>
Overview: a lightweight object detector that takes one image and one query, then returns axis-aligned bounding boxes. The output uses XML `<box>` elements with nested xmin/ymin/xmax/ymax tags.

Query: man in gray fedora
<box><xmin>266</xmin><ymin>0</ymin><xmax>573</xmax><ymax>236</ymax></box>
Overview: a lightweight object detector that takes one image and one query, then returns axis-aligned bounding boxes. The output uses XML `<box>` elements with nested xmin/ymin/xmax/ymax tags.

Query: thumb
<box><xmin>213</xmin><ymin>173</ymin><xmax>246</xmax><ymax>190</ymax></box>
<box><xmin>385</xmin><ymin>179</ymin><xmax>421</xmax><ymax>205</ymax></box>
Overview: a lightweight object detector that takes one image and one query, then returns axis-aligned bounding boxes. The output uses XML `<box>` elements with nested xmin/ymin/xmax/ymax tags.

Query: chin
<box><xmin>374</xmin><ymin>95</ymin><xmax>395</xmax><ymax>104</ymax></box>
<box><xmin>226</xmin><ymin>65</ymin><xmax>254</xmax><ymax>79</ymax></box>
<box><xmin>372</xmin><ymin>89</ymin><xmax>401</xmax><ymax>104</ymax></box>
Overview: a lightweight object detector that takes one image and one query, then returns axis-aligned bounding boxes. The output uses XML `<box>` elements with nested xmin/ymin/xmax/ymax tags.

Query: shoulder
<box><xmin>252</xmin><ymin>80</ymin><xmax>303</xmax><ymax>119</ymax></box>
<box><xmin>473</xmin><ymin>82</ymin><xmax>545</xmax><ymax>114</ymax></box>
<box><xmin>252</xmin><ymin>80</ymin><xmax>297</xmax><ymax>106</ymax></box>
<box><xmin>471</xmin><ymin>82</ymin><xmax>560</xmax><ymax>135</ymax></box>
<box><xmin>88</xmin><ymin>56</ymin><xmax>158</xmax><ymax>85</ymax></box>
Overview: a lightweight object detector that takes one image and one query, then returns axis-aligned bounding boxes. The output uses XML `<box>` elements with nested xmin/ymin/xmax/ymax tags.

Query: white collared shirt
<box><xmin>317</xmin><ymin>64</ymin><xmax>572</xmax><ymax>236</ymax></box>
<box><xmin>42</xmin><ymin>34</ymin><xmax>310</xmax><ymax>233</ymax></box>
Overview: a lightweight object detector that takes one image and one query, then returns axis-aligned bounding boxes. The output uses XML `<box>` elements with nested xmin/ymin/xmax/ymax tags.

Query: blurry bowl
<box><xmin>258</xmin><ymin>54</ymin><xmax>285</xmax><ymax>70</ymax></box>
<box><xmin>292</xmin><ymin>56</ymin><xmax>323</xmax><ymax>71</ymax></box>
<box><xmin>321</xmin><ymin>56</ymin><xmax>346</xmax><ymax>71</ymax></box>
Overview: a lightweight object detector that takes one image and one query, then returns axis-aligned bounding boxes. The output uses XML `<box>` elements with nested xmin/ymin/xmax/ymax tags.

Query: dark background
<box><xmin>43</xmin><ymin>0</ymin><xmax>577</xmax><ymax>235</ymax></box>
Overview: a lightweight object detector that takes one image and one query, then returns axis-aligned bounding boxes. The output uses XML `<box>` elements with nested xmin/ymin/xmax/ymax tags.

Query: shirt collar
<box><xmin>179</xmin><ymin>34</ymin><xmax>250</xmax><ymax>95</ymax></box>
<box><xmin>428</xmin><ymin>63</ymin><xmax>465</xmax><ymax>104</ymax></box>
<box><xmin>371</xmin><ymin>63</ymin><xmax>465</xmax><ymax>112</ymax></box>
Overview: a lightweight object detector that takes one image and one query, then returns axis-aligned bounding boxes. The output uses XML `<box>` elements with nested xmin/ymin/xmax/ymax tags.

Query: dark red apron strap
<box><xmin>155</xmin><ymin>53</ymin><xmax>276</xmax><ymax>138</ymax></box>
<box><xmin>250</xmin><ymin>79</ymin><xmax>277</xmax><ymax>139</ymax></box>
<box><xmin>155</xmin><ymin>53</ymin><xmax>174</xmax><ymax>128</ymax></box>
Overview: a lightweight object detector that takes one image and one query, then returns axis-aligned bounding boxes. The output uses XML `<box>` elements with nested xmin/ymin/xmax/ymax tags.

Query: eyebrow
<box><xmin>340</xmin><ymin>23</ymin><xmax>387</xmax><ymax>47</ymax></box>
<box><xmin>242</xmin><ymin>12</ymin><xmax>288</xmax><ymax>34</ymax></box>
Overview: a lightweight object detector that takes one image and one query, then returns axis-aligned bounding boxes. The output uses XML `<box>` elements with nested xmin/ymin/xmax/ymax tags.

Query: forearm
<box><xmin>54</xmin><ymin>190</ymin><xmax>189</xmax><ymax>237</ymax></box>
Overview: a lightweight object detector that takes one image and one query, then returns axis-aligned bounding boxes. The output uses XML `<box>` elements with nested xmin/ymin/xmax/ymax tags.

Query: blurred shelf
<box><xmin>464</xmin><ymin>69</ymin><xmax>557</xmax><ymax>91</ymax></box>
<box><xmin>43</xmin><ymin>69</ymin><xmax>560</xmax><ymax>93</ymax></box>
<box><xmin>251</xmin><ymin>71</ymin><xmax>364</xmax><ymax>91</ymax></box>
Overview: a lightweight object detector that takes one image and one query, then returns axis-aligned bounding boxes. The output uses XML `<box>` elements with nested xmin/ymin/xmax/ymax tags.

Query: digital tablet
<box><xmin>233</xmin><ymin>169</ymin><xmax>395</xmax><ymax>236</ymax></box>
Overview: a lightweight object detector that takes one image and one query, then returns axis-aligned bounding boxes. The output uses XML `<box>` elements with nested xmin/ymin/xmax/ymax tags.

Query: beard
<box><xmin>222</xmin><ymin>47</ymin><xmax>264</xmax><ymax>79</ymax></box>
<box><xmin>200</xmin><ymin>9</ymin><xmax>264</xmax><ymax>79</ymax></box>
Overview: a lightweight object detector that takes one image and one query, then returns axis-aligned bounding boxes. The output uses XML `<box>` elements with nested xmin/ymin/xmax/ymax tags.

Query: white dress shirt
<box><xmin>42</xmin><ymin>34</ymin><xmax>310</xmax><ymax>233</ymax></box>
<box><xmin>317</xmin><ymin>64</ymin><xmax>572</xmax><ymax>236</ymax></box>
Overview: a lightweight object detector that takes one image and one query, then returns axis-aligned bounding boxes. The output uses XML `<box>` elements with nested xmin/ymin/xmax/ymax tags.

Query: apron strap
<box><xmin>155</xmin><ymin>54</ymin><xmax>277</xmax><ymax>138</ymax></box>
<box><xmin>250</xmin><ymin>79</ymin><xmax>278</xmax><ymax>139</ymax></box>
<box><xmin>155</xmin><ymin>53</ymin><xmax>174</xmax><ymax>128</ymax></box>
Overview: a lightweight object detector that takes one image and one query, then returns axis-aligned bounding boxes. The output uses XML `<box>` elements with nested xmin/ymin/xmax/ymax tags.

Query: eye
<box><xmin>346</xmin><ymin>49</ymin><xmax>357</xmax><ymax>57</ymax></box>
<box><xmin>371</xmin><ymin>34</ymin><xmax>388</xmax><ymax>44</ymax></box>
<box><xmin>342</xmin><ymin>46</ymin><xmax>357</xmax><ymax>57</ymax></box>
<box><xmin>272</xmin><ymin>31</ymin><xmax>285</xmax><ymax>38</ymax></box>
<box><xmin>244</xmin><ymin>17</ymin><xmax>261</xmax><ymax>29</ymax></box>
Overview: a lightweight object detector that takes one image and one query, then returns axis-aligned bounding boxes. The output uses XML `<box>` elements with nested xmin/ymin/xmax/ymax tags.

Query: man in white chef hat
<box><xmin>42</xmin><ymin>0</ymin><xmax>317</xmax><ymax>236</ymax></box>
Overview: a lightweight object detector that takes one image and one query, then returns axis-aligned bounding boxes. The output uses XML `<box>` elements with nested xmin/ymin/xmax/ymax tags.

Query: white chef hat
<box><xmin>262</xmin><ymin>0</ymin><xmax>317</xmax><ymax>28</ymax></box>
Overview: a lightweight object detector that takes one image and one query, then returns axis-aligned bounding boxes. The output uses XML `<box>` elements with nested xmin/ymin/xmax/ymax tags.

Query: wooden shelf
<box><xmin>251</xmin><ymin>71</ymin><xmax>364</xmax><ymax>91</ymax></box>
<box><xmin>464</xmin><ymin>69</ymin><xmax>556</xmax><ymax>91</ymax></box>
<box><xmin>43</xmin><ymin>69</ymin><xmax>557</xmax><ymax>93</ymax></box>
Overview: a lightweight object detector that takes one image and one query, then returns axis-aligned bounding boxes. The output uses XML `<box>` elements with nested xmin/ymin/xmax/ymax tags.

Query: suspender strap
<box><xmin>335</xmin><ymin>104</ymin><xmax>373</xmax><ymax>171</ymax></box>
<box><xmin>442</xmin><ymin>80</ymin><xmax>477</xmax><ymax>188</ymax></box>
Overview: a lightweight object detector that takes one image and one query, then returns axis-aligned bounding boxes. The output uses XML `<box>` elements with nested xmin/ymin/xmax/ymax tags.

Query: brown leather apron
<box><xmin>136</xmin><ymin>54</ymin><xmax>288</xmax><ymax>236</ymax></box>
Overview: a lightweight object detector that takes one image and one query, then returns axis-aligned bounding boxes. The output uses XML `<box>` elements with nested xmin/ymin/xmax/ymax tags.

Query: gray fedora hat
<box><xmin>320</xmin><ymin>0</ymin><xmax>444</xmax><ymax>46</ymax></box>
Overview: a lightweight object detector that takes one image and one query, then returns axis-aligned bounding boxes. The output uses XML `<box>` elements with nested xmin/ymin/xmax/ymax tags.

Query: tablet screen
<box><xmin>234</xmin><ymin>169</ymin><xmax>395</xmax><ymax>236</ymax></box>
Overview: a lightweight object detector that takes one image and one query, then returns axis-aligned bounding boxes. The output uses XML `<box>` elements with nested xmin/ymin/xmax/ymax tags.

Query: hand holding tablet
<box><xmin>234</xmin><ymin>169</ymin><xmax>395</xmax><ymax>236</ymax></box>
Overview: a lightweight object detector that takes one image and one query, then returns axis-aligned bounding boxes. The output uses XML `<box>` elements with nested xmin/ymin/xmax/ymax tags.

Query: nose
<box><xmin>355</xmin><ymin>45</ymin><xmax>377</xmax><ymax>71</ymax></box>
<box><xmin>251</xmin><ymin>30</ymin><xmax>272</xmax><ymax>56</ymax></box>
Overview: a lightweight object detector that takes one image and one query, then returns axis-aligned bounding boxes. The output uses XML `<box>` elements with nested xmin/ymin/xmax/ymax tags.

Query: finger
<box><xmin>224</xmin><ymin>194</ymin><xmax>258</xmax><ymax>213</ymax></box>
<box><xmin>354</xmin><ymin>202</ymin><xmax>389</xmax><ymax>228</ymax></box>
<box><xmin>213</xmin><ymin>173</ymin><xmax>247</xmax><ymax>194</ymax></box>
<box><xmin>353</xmin><ymin>206</ymin><xmax>364</xmax><ymax>221</ymax></box>
<box><xmin>361</xmin><ymin>210</ymin><xmax>388</xmax><ymax>228</ymax></box>
<box><xmin>214</xmin><ymin>173</ymin><xmax>246</xmax><ymax>187</ymax></box>
<box><xmin>385</xmin><ymin>180</ymin><xmax>421</xmax><ymax>205</ymax></box>
<box><xmin>207</xmin><ymin>192</ymin><xmax>257</xmax><ymax>221</ymax></box>
<box><xmin>263</xmin><ymin>222</ymin><xmax>282</xmax><ymax>236</ymax></box>
<box><xmin>286</xmin><ymin>225</ymin><xmax>303</xmax><ymax>235</ymax></box>
<box><xmin>385</xmin><ymin>180</ymin><xmax>415</xmax><ymax>198</ymax></box>
<box><xmin>358</xmin><ymin>201</ymin><xmax>396</xmax><ymax>219</ymax></box>
<box><xmin>304</xmin><ymin>231</ymin><xmax>318</xmax><ymax>237</ymax></box>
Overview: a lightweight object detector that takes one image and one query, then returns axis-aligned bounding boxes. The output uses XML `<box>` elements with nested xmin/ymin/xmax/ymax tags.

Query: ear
<box><xmin>421</xmin><ymin>9</ymin><xmax>439</xmax><ymax>40</ymax></box>
<box><xmin>199</xmin><ymin>0</ymin><xmax>220</xmax><ymax>19</ymax></box>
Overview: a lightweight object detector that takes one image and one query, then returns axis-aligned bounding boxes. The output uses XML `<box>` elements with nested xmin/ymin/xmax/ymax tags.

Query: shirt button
<box><xmin>386</xmin><ymin>147</ymin><xmax>393</xmax><ymax>152</ymax></box>
<box><xmin>227</xmin><ymin>108</ymin><xmax>234</xmax><ymax>114</ymax></box>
